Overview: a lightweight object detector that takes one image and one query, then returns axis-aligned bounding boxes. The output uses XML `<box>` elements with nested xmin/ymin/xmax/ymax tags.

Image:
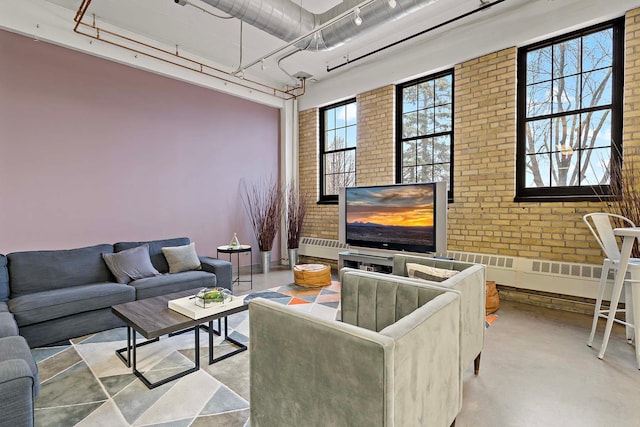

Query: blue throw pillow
<box><xmin>102</xmin><ymin>244</ymin><xmax>160</xmax><ymax>284</ymax></box>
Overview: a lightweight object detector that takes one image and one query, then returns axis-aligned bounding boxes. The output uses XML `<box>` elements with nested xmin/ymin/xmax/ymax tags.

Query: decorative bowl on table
<box><xmin>195</xmin><ymin>287</ymin><xmax>232</xmax><ymax>308</ymax></box>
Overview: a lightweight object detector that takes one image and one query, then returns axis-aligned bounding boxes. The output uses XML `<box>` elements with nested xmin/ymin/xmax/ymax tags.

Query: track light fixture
<box><xmin>388</xmin><ymin>0</ymin><xmax>397</xmax><ymax>8</ymax></box>
<box><xmin>353</xmin><ymin>7</ymin><xmax>363</xmax><ymax>26</ymax></box>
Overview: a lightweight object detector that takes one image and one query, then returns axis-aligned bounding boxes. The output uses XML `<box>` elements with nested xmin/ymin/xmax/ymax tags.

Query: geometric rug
<box><xmin>32</xmin><ymin>281</ymin><xmax>492</xmax><ymax>426</ymax></box>
<box><xmin>32</xmin><ymin>282</ymin><xmax>341</xmax><ymax>427</ymax></box>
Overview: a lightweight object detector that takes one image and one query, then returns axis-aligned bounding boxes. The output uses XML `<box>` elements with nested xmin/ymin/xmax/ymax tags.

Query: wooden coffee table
<box><xmin>111</xmin><ymin>288</ymin><xmax>248</xmax><ymax>389</ymax></box>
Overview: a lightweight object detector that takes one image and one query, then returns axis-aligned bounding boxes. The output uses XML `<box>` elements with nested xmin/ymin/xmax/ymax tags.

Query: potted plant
<box><xmin>241</xmin><ymin>177</ymin><xmax>283</xmax><ymax>273</ymax></box>
<box><xmin>286</xmin><ymin>182</ymin><xmax>307</xmax><ymax>269</ymax></box>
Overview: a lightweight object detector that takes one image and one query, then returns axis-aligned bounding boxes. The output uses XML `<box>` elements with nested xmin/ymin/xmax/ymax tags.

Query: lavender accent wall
<box><xmin>0</xmin><ymin>29</ymin><xmax>280</xmax><ymax>266</ymax></box>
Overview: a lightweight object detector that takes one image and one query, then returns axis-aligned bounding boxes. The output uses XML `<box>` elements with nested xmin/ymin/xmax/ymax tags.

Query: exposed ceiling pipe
<box><xmin>195</xmin><ymin>0</ymin><xmax>440</xmax><ymax>51</ymax></box>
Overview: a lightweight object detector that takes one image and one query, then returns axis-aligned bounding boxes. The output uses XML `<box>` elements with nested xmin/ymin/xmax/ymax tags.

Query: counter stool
<box><xmin>583</xmin><ymin>213</ymin><xmax>636</xmax><ymax>348</ymax></box>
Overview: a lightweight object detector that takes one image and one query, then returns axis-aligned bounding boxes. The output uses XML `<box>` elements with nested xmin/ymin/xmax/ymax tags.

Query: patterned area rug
<box><xmin>31</xmin><ymin>282</ymin><xmax>340</xmax><ymax>427</ymax></box>
<box><xmin>32</xmin><ymin>281</ymin><xmax>494</xmax><ymax>426</ymax></box>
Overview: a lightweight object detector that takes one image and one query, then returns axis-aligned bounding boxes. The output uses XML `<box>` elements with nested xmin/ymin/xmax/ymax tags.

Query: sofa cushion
<box><xmin>9</xmin><ymin>283</ymin><xmax>135</xmax><ymax>327</ymax></box>
<box><xmin>0</xmin><ymin>255</ymin><xmax>8</xmax><ymax>302</ymax></box>
<box><xmin>102</xmin><ymin>244</ymin><xmax>160</xmax><ymax>284</ymax></box>
<box><xmin>162</xmin><ymin>242</ymin><xmax>201</xmax><ymax>273</ymax></box>
<box><xmin>406</xmin><ymin>263</ymin><xmax>459</xmax><ymax>283</ymax></box>
<box><xmin>7</xmin><ymin>244</ymin><xmax>115</xmax><ymax>298</ymax></box>
<box><xmin>130</xmin><ymin>271</ymin><xmax>216</xmax><ymax>300</ymax></box>
<box><xmin>115</xmin><ymin>238</ymin><xmax>190</xmax><ymax>274</ymax></box>
<box><xmin>0</xmin><ymin>302</ymin><xmax>8</xmax><ymax>313</ymax></box>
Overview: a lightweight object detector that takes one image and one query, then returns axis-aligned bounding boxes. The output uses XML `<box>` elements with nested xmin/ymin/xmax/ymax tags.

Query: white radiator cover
<box><xmin>299</xmin><ymin>237</ymin><xmax>613</xmax><ymax>301</ymax></box>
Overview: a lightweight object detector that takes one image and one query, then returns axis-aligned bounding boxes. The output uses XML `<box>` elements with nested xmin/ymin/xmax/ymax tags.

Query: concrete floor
<box><xmin>237</xmin><ymin>264</ymin><xmax>640</xmax><ymax>427</ymax></box>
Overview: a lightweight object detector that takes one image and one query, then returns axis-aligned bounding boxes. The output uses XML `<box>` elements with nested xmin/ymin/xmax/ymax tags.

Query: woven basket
<box><xmin>293</xmin><ymin>264</ymin><xmax>331</xmax><ymax>287</ymax></box>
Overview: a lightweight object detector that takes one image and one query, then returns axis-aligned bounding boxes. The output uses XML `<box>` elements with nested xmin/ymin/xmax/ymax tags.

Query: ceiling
<box><xmin>33</xmin><ymin>0</ymin><xmax>640</xmax><ymax>104</ymax></box>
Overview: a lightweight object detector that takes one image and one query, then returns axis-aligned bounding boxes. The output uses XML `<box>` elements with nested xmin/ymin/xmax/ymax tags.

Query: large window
<box><xmin>516</xmin><ymin>19</ymin><xmax>623</xmax><ymax>201</ymax></box>
<box><xmin>319</xmin><ymin>99</ymin><xmax>357</xmax><ymax>203</ymax></box>
<box><xmin>396</xmin><ymin>70</ymin><xmax>454</xmax><ymax>201</ymax></box>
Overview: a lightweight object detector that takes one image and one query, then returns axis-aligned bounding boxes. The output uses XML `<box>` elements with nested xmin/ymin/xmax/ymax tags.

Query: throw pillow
<box><xmin>406</xmin><ymin>262</ymin><xmax>459</xmax><ymax>283</ymax></box>
<box><xmin>102</xmin><ymin>244</ymin><xmax>160</xmax><ymax>284</ymax></box>
<box><xmin>162</xmin><ymin>242</ymin><xmax>202</xmax><ymax>273</ymax></box>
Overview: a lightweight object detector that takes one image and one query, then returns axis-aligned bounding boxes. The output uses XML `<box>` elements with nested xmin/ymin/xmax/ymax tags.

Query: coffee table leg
<box><xmin>133</xmin><ymin>326</ymin><xmax>200</xmax><ymax>390</ymax></box>
<box><xmin>116</xmin><ymin>327</ymin><xmax>159</xmax><ymax>367</ymax></box>
<box><xmin>209</xmin><ymin>316</ymin><xmax>247</xmax><ymax>364</ymax></box>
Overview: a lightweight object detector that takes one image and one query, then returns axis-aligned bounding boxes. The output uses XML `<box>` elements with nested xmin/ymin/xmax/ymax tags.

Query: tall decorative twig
<box><xmin>598</xmin><ymin>146</ymin><xmax>640</xmax><ymax>256</ymax></box>
<box><xmin>286</xmin><ymin>182</ymin><xmax>307</xmax><ymax>250</ymax></box>
<box><xmin>241</xmin><ymin>177</ymin><xmax>283</xmax><ymax>252</ymax></box>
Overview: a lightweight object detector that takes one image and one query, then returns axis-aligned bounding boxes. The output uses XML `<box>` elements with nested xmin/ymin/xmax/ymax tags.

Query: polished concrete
<box><xmin>33</xmin><ymin>264</ymin><xmax>640</xmax><ymax>426</ymax></box>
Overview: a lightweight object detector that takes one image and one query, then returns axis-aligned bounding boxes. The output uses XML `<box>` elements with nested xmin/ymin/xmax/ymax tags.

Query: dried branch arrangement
<box><xmin>286</xmin><ymin>182</ymin><xmax>308</xmax><ymax>250</ymax></box>
<box><xmin>601</xmin><ymin>147</ymin><xmax>640</xmax><ymax>256</ymax></box>
<box><xmin>241</xmin><ymin>177</ymin><xmax>283</xmax><ymax>252</ymax></box>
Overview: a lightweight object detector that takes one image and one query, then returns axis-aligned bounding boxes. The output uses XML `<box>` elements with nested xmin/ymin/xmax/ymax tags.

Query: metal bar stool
<box><xmin>583</xmin><ymin>213</ymin><xmax>636</xmax><ymax>349</ymax></box>
<box><xmin>599</xmin><ymin>227</ymin><xmax>640</xmax><ymax>369</ymax></box>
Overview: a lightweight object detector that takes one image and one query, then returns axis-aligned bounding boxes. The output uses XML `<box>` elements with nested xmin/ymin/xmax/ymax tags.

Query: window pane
<box><xmin>434</xmin><ymin>135</ymin><xmax>451</xmax><ymax>163</ymax></box>
<box><xmin>402</xmin><ymin>166</ymin><xmax>416</xmax><ymax>183</ymax></box>
<box><xmin>335</xmin><ymin>105</ymin><xmax>346</xmax><ymax>127</ymax></box>
<box><xmin>526</xmin><ymin>81</ymin><xmax>552</xmax><ymax>117</ymax></box>
<box><xmin>419</xmin><ymin>81</ymin><xmax>434</xmax><ymax>109</ymax></box>
<box><xmin>346</xmin><ymin>103</ymin><xmax>357</xmax><ymax>126</ymax></box>
<box><xmin>344</xmin><ymin>150</ymin><xmax>356</xmax><ymax>175</ymax></box>
<box><xmin>526</xmin><ymin>119</ymin><xmax>552</xmax><ymax>155</ymax></box>
<box><xmin>526</xmin><ymin>154</ymin><xmax>550</xmax><ymax>187</ymax></box>
<box><xmin>416</xmin><ymin>165</ymin><xmax>432</xmax><ymax>183</ymax></box>
<box><xmin>403</xmin><ymin>85</ymin><xmax>418</xmax><ymax>112</ymax></box>
<box><xmin>435</xmin><ymin>75</ymin><xmax>452</xmax><ymax>106</ymax></box>
<box><xmin>582</xmin><ymin>68</ymin><xmax>612</xmax><ymax>108</ymax></box>
<box><xmin>581</xmin><ymin>110</ymin><xmax>611</xmax><ymax>150</ymax></box>
<box><xmin>553</xmin><ymin>75</ymin><xmax>580</xmax><ymax>113</ymax></box>
<box><xmin>346</xmin><ymin>125</ymin><xmax>357</xmax><ymax>148</ymax></box>
<box><xmin>581</xmin><ymin>147</ymin><xmax>610</xmax><ymax>185</ymax></box>
<box><xmin>435</xmin><ymin>104</ymin><xmax>452</xmax><ymax>133</ymax></box>
<box><xmin>417</xmin><ymin>108</ymin><xmax>434</xmax><ymax>135</ymax></box>
<box><xmin>553</xmin><ymin>38</ymin><xmax>580</xmax><ymax>78</ymax></box>
<box><xmin>416</xmin><ymin>138</ymin><xmax>433</xmax><ymax>165</ymax></box>
<box><xmin>551</xmin><ymin>149</ymin><xmax>578</xmax><ymax>187</ymax></box>
<box><xmin>334</xmin><ymin>127</ymin><xmax>346</xmax><ymax>150</ymax></box>
<box><xmin>325</xmin><ymin>109</ymin><xmax>335</xmax><ymax>130</ymax></box>
<box><xmin>403</xmin><ymin>112</ymin><xmax>418</xmax><ymax>138</ymax></box>
<box><xmin>325</xmin><ymin>152</ymin><xmax>340</xmax><ymax>175</ymax></box>
<box><xmin>552</xmin><ymin>114</ymin><xmax>580</xmax><ymax>157</ymax></box>
<box><xmin>583</xmin><ymin>29</ymin><xmax>613</xmax><ymax>72</ymax></box>
<box><xmin>325</xmin><ymin>130</ymin><xmax>335</xmax><ymax>151</ymax></box>
<box><xmin>403</xmin><ymin>140</ymin><xmax>417</xmax><ymax>166</ymax></box>
<box><xmin>433</xmin><ymin>163</ymin><xmax>450</xmax><ymax>186</ymax></box>
<box><xmin>527</xmin><ymin>46</ymin><xmax>552</xmax><ymax>84</ymax></box>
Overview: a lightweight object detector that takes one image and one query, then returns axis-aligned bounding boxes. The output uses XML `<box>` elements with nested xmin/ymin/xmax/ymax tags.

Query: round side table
<box><xmin>217</xmin><ymin>245</ymin><xmax>252</xmax><ymax>290</ymax></box>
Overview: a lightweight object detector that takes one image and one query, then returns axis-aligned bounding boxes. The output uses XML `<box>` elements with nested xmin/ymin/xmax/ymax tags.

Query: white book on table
<box><xmin>168</xmin><ymin>295</ymin><xmax>245</xmax><ymax>320</ymax></box>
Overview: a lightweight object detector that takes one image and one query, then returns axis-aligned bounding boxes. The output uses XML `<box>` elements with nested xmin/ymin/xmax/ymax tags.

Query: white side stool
<box><xmin>599</xmin><ymin>227</ymin><xmax>640</xmax><ymax>370</ymax></box>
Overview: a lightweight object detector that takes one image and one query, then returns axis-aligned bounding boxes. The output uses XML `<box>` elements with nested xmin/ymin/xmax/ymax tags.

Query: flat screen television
<box><xmin>339</xmin><ymin>182</ymin><xmax>447</xmax><ymax>254</ymax></box>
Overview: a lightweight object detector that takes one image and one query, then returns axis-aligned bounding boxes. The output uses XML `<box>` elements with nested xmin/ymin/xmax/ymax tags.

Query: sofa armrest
<box><xmin>249</xmin><ymin>298</ymin><xmax>394</xmax><ymax>427</ymax></box>
<box><xmin>0</xmin><ymin>359</ymin><xmax>37</xmax><ymax>426</ymax></box>
<box><xmin>199</xmin><ymin>257</ymin><xmax>232</xmax><ymax>291</ymax></box>
<box><xmin>0</xmin><ymin>311</ymin><xmax>19</xmax><ymax>338</ymax></box>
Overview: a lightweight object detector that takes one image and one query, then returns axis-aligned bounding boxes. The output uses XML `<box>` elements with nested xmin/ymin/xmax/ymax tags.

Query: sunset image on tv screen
<box><xmin>346</xmin><ymin>184</ymin><xmax>435</xmax><ymax>248</ymax></box>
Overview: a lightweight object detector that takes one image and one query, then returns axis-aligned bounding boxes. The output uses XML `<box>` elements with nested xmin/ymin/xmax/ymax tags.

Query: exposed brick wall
<box><xmin>355</xmin><ymin>85</ymin><xmax>395</xmax><ymax>186</ymax></box>
<box><xmin>297</xmin><ymin>8</ymin><xmax>640</xmax><ymax>267</ymax></box>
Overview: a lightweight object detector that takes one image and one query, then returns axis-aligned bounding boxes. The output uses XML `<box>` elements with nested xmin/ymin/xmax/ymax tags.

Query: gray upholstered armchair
<box><xmin>249</xmin><ymin>270</ymin><xmax>462</xmax><ymax>427</ymax></box>
<box><xmin>392</xmin><ymin>254</ymin><xmax>486</xmax><ymax>375</ymax></box>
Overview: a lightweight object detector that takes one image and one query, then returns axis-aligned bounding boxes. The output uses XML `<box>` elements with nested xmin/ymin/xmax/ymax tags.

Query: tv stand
<box><xmin>338</xmin><ymin>251</ymin><xmax>393</xmax><ymax>274</ymax></box>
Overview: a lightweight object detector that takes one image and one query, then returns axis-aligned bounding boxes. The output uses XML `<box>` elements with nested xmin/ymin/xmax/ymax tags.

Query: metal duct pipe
<box><xmin>197</xmin><ymin>0</ymin><xmax>438</xmax><ymax>51</ymax></box>
<box><xmin>200</xmin><ymin>0</ymin><xmax>316</xmax><ymax>42</ymax></box>
<box><xmin>318</xmin><ymin>0</ymin><xmax>438</xmax><ymax>50</ymax></box>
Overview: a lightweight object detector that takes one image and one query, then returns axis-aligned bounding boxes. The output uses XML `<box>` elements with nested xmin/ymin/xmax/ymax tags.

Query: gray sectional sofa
<box><xmin>1</xmin><ymin>237</ymin><xmax>232</xmax><ymax>348</ymax></box>
<box><xmin>0</xmin><ymin>237</ymin><xmax>231</xmax><ymax>427</ymax></box>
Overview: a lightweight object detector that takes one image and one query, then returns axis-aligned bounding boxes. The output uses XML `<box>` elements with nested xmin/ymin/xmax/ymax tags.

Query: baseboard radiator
<box><xmin>299</xmin><ymin>237</ymin><xmax>614</xmax><ymax>302</ymax></box>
